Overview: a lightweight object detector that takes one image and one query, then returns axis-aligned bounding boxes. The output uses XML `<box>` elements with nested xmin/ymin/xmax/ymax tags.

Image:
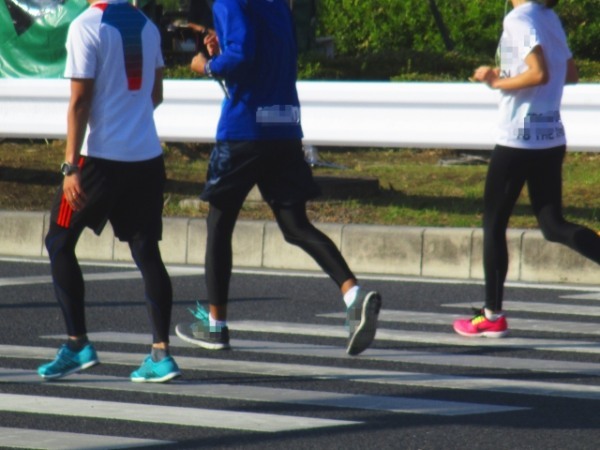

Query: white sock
<box><xmin>343</xmin><ymin>286</ymin><xmax>360</xmax><ymax>308</ymax></box>
<box><xmin>484</xmin><ymin>308</ymin><xmax>503</xmax><ymax>321</ymax></box>
<box><xmin>209</xmin><ymin>313</ymin><xmax>227</xmax><ymax>329</ymax></box>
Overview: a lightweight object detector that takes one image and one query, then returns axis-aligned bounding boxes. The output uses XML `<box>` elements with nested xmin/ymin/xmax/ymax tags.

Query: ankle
<box><xmin>343</xmin><ymin>285</ymin><xmax>360</xmax><ymax>308</ymax></box>
<box><xmin>484</xmin><ymin>308</ymin><xmax>504</xmax><ymax>321</ymax></box>
<box><xmin>209</xmin><ymin>313</ymin><xmax>227</xmax><ymax>330</ymax></box>
<box><xmin>151</xmin><ymin>346</ymin><xmax>169</xmax><ymax>362</ymax></box>
<box><xmin>66</xmin><ymin>336</ymin><xmax>89</xmax><ymax>352</ymax></box>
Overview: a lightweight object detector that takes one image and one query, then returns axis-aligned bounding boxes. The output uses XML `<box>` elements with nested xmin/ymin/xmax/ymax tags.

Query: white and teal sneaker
<box><xmin>38</xmin><ymin>343</ymin><xmax>99</xmax><ymax>380</ymax></box>
<box><xmin>130</xmin><ymin>355</ymin><xmax>181</xmax><ymax>383</ymax></box>
<box><xmin>346</xmin><ymin>289</ymin><xmax>382</xmax><ymax>356</ymax></box>
<box><xmin>175</xmin><ymin>302</ymin><xmax>231</xmax><ymax>350</ymax></box>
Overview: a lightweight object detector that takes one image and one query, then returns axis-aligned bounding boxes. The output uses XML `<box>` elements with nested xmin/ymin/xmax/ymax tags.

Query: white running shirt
<box><xmin>64</xmin><ymin>0</ymin><xmax>164</xmax><ymax>161</ymax></box>
<box><xmin>496</xmin><ymin>2</ymin><xmax>572</xmax><ymax>150</ymax></box>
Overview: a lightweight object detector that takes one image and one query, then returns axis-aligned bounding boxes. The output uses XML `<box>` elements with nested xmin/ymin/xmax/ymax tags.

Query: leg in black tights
<box><xmin>482</xmin><ymin>146</ymin><xmax>528</xmax><ymax>312</ymax></box>
<box><xmin>129</xmin><ymin>238</ymin><xmax>173</xmax><ymax>344</ymax></box>
<box><xmin>484</xmin><ymin>145</ymin><xmax>600</xmax><ymax>313</ymax></box>
<box><xmin>204</xmin><ymin>200</ymin><xmax>356</xmax><ymax>314</ymax></box>
<box><xmin>205</xmin><ymin>197</ymin><xmax>245</xmax><ymax>312</ymax></box>
<box><xmin>45</xmin><ymin>222</ymin><xmax>87</xmax><ymax>337</ymax></box>
<box><xmin>270</xmin><ymin>202</ymin><xmax>355</xmax><ymax>287</ymax></box>
<box><xmin>528</xmin><ymin>149</ymin><xmax>600</xmax><ymax>265</ymax></box>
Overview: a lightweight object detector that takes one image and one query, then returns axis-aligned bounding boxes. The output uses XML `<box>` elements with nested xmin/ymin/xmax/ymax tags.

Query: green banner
<box><xmin>0</xmin><ymin>0</ymin><xmax>88</xmax><ymax>78</ymax></box>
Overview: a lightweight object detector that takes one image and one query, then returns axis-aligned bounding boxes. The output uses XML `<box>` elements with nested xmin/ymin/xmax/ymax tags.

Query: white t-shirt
<box><xmin>64</xmin><ymin>0</ymin><xmax>164</xmax><ymax>161</ymax></box>
<box><xmin>496</xmin><ymin>2</ymin><xmax>572</xmax><ymax>149</ymax></box>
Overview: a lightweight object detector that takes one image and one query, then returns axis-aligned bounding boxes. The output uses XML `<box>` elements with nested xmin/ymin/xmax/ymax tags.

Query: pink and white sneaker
<box><xmin>453</xmin><ymin>309</ymin><xmax>508</xmax><ymax>338</ymax></box>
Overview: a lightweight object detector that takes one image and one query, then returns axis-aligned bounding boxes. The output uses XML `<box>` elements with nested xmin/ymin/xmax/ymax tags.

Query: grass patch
<box><xmin>2</xmin><ymin>139</ymin><xmax>600</xmax><ymax>230</ymax></box>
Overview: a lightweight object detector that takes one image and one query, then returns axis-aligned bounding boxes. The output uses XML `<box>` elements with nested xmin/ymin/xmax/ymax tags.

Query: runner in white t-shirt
<box><xmin>496</xmin><ymin>0</ymin><xmax>570</xmax><ymax>149</ymax></box>
<box><xmin>38</xmin><ymin>0</ymin><xmax>181</xmax><ymax>383</ymax></box>
<box><xmin>63</xmin><ymin>0</ymin><xmax>164</xmax><ymax>162</ymax></box>
<box><xmin>453</xmin><ymin>0</ymin><xmax>600</xmax><ymax>338</ymax></box>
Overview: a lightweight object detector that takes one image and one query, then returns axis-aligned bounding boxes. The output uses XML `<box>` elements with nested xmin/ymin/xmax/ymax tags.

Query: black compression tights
<box><xmin>205</xmin><ymin>201</ymin><xmax>356</xmax><ymax>307</ymax></box>
<box><xmin>483</xmin><ymin>145</ymin><xmax>600</xmax><ymax>311</ymax></box>
<box><xmin>45</xmin><ymin>223</ymin><xmax>172</xmax><ymax>343</ymax></box>
<box><xmin>129</xmin><ymin>238</ymin><xmax>173</xmax><ymax>344</ymax></box>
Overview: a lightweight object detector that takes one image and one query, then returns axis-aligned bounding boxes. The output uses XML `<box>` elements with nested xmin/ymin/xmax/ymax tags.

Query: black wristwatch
<box><xmin>60</xmin><ymin>162</ymin><xmax>79</xmax><ymax>176</ymax></box>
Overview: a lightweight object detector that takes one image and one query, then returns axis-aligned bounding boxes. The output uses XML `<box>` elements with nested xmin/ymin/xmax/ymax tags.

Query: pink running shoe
<box><xmin>453</xmin><ymin>309</ymin><xmax>508</xmax><ymax>338</ymax></box>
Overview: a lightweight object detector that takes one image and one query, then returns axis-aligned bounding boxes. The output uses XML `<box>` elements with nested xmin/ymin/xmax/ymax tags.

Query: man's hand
<box><xmin>191</xmin><ymin>52</ymin><xmax>208</xmax><ymax>75</ymax></box>
<box><xmin>63</xmin><ymin>172</ymin><xmax>87</xmax><ymax>211</ymax></box>
<box><xmin>204</xmin><ymin>32</ymin><xmax>220</xmax><ymax>57</ymax></box>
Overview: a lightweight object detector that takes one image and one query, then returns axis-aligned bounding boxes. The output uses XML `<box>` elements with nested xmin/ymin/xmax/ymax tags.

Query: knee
<box><xmin>279</xmin><ymin>222</ymin><xmax>309</xmax><ymax>247</ymax></box>
<box><xmin>44</xmin><ymin>232</ymin><xmax>55</xmax><ymax>254</ymax></box>
<box><xmin>129</xmin><ymin>238</ymin><xmax>161</xmax><ymax>264</ymax></box>
<box><xmin>538</xmin><ymin>215</ymin><xmax>564</xmax><ymax>243</ymax></box>
<box><xmin>280</xmin><ymin>227</ymin><xmax>298</xmax><ymax>245</ymax></box>
<box><xmin>44</xmin><ymin>227</ymin><xmax>73</xmax><ymax>256</ymax></box>
<box><xmin>540</xmin><ymin>227</ymin><xmax>561</xmax><ymax>243</ymax></box>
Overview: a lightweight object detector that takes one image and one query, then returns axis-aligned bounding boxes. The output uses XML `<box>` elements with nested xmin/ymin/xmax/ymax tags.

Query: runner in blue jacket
<box><xmin>176</xmin><ymin>0</ymin><xmax>382</xmax><ymax>356</ymax></box>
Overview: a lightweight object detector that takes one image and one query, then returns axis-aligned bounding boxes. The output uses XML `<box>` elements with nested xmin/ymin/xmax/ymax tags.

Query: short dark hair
<box><xmin>545</xmin><ymin>0</ymin><xmax>559</xmax><ymax>7</ymax></box>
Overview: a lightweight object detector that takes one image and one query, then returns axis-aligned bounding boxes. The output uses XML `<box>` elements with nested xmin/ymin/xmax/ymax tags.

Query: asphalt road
<box><xmin>0</xmin><ymin>257</ymin><xmax>599</xmax><ymax>450</ymax></box>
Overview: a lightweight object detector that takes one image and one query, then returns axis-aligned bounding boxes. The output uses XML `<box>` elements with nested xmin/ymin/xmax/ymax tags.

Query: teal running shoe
<box><xmin>130</xmin><ymin>355</ymin><xmax>181</xmax><ymax>383</ymax></box>
<box><xmin>175</xmin><ymin>302</ymin><xmax>231</xmax><ymax>350</ymax></box>
<box><xmin>38</xmin><ymin>343</ymin><xmax>99</xmax><ymax>380</ymax></box>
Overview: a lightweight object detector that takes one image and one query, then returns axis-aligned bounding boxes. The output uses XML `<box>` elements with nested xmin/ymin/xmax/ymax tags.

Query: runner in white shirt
<box><xmin>496</xmin><ymin>0</ymin><xmax>570</xmax><ymax>149</ymax></box>
<box><xmin>453</xmin><ymin>0</ymin><xmax>600</xmax><ymax>337</ymax></box>
<box><xmin>64</xmin><ymin>0</ymin><xmax>163</xmax><ymax>161</ymax></box>
<box><xmin>38</xmin><ymin>0</ymin><xmax>181</xmax><ymax>383</ymax></box>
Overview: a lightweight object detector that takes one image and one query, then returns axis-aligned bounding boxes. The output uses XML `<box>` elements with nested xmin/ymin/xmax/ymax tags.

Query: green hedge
<box><xmin>317</xmin><ymin>0</ymin><xmax>600</xmax><ymax>61</ymax></box>
<box><xmin>165</xmin><ymin>0</ymin><xmax>600</xmax><ymax>81</ymax></box>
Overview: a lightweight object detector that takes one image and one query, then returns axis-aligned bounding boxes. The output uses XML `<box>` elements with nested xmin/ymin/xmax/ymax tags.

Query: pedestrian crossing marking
<box><xmin>0</xmin><ymin>393</ymin><xmax>358</xmax><ymax>432</ymax></box>
<box><xmin>2</xmin><ymin>259</ymin><xmax>599</xmax><ymax>448</ymax></box>
<box><xmin>0</xmin><ymin>426</ymin><xmax>172</xmax><ymax>450</ymax></box>
<box><xmin>41</xmin><ymin>331</ymin><xmax>600</xmax><ymax>376</ymax></box>
<box><xmin>45</xmin><ymin>329</ymin><xmax>599</xmax><ymax>377</ymax></box>
<box><xmin>3</xmin><ymin>342</ymin><xmax>599</xmax><ymax>401</ymax></box>
<box><xmin>233</xmin><ymin>319</ymin><xmax>600</xmax><ymax>354</ymax></box>
<box><xmin>326</xmin><ymin>310</ymin><xmax>600</xmax><ymax>336</ymax></box>
<box><xmin>0</xmin><ymin>266</ymin><xmax>201</xmax><ymax>287</ymax></box>
<box><xmin>444</xmin><ymin>301</ymin><xmax>600</xmax><ymax>317</ymax></box>
<box><xmin>0</xmin><ymin>368</ymin><xmax>524</xmax><ymax>417</ymax></box>
<box><xmin>561</xmin><ymin>292</ymin><xmax>600</xmax><ymax>301</ymax></box>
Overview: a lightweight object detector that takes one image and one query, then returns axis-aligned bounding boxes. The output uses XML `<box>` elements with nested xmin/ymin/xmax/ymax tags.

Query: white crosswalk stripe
<box><xmin>0</xmin><ymin>392</ymin><xmax>358</xmax><ymax>433</ymax></box>
<box><xmin>55</xmin><ymin>330</ymin><xmax>600</xmax><ymax>375</ymax></box>
<box><xmin>444</xmin><ymin>301</ymin><xmax>600</xmax><ymax>316</ymax></box>
<box><xmin>328</xmin><ymin>309</ymin><xmax>600</xmax><ymax>336</ymax></box>
<box><xmin>3</xmin><ymin>341</ymin><xmax>600</xmax><ymax>402</ymax></box>
<box><xmin>0</xmin><ymin>427</ymin><xmax>172</xmax><ymax>450</ymax></box>
<box><xmin>1</xmin><ymin>261</ymin><xmax>600</xmax><ymax>448</ymax></box>
<box><xmin>0</xmin><ymin>367</ymin><xmax>523</xmax><ymax>416</ymax></box>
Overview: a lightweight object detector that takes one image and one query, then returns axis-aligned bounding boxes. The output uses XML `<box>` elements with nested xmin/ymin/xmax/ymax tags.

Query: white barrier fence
<box><xmin>1</xmin><ymin>79</ymin><xmax>599</xmax><ymax>151</ymax></box>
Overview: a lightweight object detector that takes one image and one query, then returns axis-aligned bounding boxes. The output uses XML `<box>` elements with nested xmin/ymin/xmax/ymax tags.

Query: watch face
<box><xmin>61</xmin><ymin>163</ymin><xmax>77</xmax><ymax>175</ymax></box>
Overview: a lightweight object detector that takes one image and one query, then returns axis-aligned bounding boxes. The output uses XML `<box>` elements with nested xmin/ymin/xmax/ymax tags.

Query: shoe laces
<box><xmin>189</xmin><ymin>301</ymin><xmax>210</xmax><ymax>324</ymax></box>
<box><xmin>470</xmin><ymin>308</ymin><xmax>487</xmax><ymax>324</ymax></box>
<box><xmin>471</xmin><ymin>314</ymin><xmax>488</xmax><ymax>325</ymax></box>
<box><xmin>52</xmin><ymin>346</ymin><xmax>77</xmax><ymax>368</ymax></box>
<box><xmin>136</xmin><ymin>358</ymin><xmax>157</xmax><ymax>377</ymax></box>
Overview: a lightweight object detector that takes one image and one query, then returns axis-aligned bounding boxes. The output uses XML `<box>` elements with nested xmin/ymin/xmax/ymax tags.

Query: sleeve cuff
<box><xmin>204</xmin><ymin>59</ymin><xmax>214</xmax><ymax>78</ymax></box>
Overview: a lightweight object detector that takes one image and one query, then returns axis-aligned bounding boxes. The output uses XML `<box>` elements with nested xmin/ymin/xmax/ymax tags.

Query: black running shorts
<box><xmin>200</xmin><ymin>140</ymin><xmax>320</xmax><ymax>206</ymax></box>
<box><xmin>49</xmin><ymin>155</ymin><xmax>166</xmax><ymax>241</ymax></box>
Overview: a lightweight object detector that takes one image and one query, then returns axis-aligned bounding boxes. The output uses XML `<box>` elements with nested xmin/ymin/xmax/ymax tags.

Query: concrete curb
<box><xmin>1</xmin><ymin>210</ymin><xmax>598</xmax><ymax>285</ymax></box>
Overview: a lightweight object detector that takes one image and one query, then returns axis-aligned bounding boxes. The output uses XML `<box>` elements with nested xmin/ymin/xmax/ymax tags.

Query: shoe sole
<box><xmin>39</xmin><ymin>360</ymin><xmax>100</xmax><ymax>380</ymax></box>
<box><xmin>453</xmin><ymin>326</ymin><xmax>509</xmax><ymax>338</ymax></box>
<box><xmin>131</xmin><ymin>371</ymin><xmax>182</xmax><ymax>383</ymax></box>
<box><xmin>175</xmin><ymin>322</ymin><xmax>231</xmax><ymax>350</ymax></box>
<box><xmin>346</xmin><ymin>291</ymin><xmax>382</xmax><ymax>356</ymax></box>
